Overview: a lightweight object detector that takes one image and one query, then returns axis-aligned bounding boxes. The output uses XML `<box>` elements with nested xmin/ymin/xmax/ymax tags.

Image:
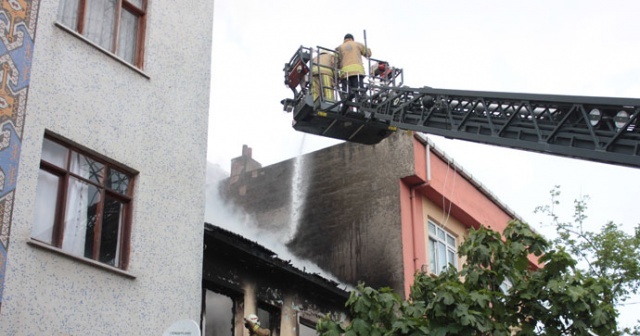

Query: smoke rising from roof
<box><xmin>204</xmin><ymin>161</ymin><xmax>349</xmax><ymax>288</ymax></box>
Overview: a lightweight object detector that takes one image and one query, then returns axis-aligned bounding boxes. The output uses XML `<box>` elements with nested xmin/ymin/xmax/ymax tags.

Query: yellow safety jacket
<box><xmin>311</xmin><ymin>52</ymin><xmax>336</xmax><ymax>76</ymax></box>
<box><xmin>336</xmin><ymin>39</ymin><xmax>372</xmax><ymax>78</ymax></box>
<box><xmin>249</xmin><ymin>324</ymin><xmax>270</xmax><ymax>336</ymax></box>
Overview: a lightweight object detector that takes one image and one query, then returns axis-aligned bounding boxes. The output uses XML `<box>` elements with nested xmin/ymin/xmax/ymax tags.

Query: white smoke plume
<box><xmin>204</xmin><ymin>161</ymin><xmax>350</xmax><ymax>290</ymax></box>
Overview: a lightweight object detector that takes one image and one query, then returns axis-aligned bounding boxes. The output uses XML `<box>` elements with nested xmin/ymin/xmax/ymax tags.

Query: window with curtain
<box><xmin>33</xmin><ymin>133</ymin><xmax>136</xmax><ymax>269</ymax></box>
<box><xmin>57</xmin><ymin>0</ymin><xmax>147</xmax><ymax>68</ymax></box>
<box><xmin>427</xmin><ymin>220</ymin><xmax>458</xmax><ymax>275</ymax></box>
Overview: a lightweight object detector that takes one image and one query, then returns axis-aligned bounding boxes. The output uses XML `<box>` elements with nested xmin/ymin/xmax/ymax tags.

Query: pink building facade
<box><xmin>222</xmin><ymin>132</ymin><xmax>533</xmax><ymax>299</ymax></box>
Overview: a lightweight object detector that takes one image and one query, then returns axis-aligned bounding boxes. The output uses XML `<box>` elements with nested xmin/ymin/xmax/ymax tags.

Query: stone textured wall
<box><xmin>223</xmin><ymin>132</ymin><xmax>416</xmax><ymax>293</ymax></box>
<box><xmin>0</xmin><ymin>0</ymin><xmax>213</xmax><ymax>334</ymax></box>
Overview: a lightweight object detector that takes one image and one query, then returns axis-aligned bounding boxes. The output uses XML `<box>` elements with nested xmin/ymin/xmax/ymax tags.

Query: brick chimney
<box><xmin>230</xmin><ymin>144</ymin><xmax>262</xmax><ymax>183</ymax></box>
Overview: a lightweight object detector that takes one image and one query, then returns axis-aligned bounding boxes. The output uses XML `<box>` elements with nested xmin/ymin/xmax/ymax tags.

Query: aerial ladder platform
<box><xmin>281</xmin><ymin>46</ymin><xmax>640</xmax><ymax>169</ymax></box>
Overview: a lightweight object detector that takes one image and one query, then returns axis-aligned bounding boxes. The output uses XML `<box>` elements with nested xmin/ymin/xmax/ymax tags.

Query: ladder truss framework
<box><xmin>282</xmin><ymin>46</ymin><xmax>640</xmax><ymax>168</ymax></box>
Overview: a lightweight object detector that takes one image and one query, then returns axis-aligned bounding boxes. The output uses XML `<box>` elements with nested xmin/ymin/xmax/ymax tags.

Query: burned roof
<box><xmin>203</xmin><ymin>222</ymin><xmax>350</xmax><ymax>300</ymax></box>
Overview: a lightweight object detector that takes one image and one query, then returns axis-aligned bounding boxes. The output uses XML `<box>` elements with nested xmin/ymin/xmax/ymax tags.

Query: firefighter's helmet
<box><xmin>244</xmin><ymin>314</ymin><xmax>260</xmax><ymax>326</ymax></box>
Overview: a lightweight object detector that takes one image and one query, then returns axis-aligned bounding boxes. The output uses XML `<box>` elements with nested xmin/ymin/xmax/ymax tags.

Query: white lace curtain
<box><xmin>57</xmin><ymin>0</ymin><xmax>138</xmax><ymax>64</ymax></box>
<box><xmin>33</xmin><ymin>151</ymin><xmax>91</xmax><ymax>258</ymax></box>
<box><xmin>61</xmin><ymin>154</ymin><xmax>92</xmax><ymax>258</ymax></box>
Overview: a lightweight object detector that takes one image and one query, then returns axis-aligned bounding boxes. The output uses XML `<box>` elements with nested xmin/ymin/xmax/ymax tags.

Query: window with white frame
<box><xmin>57</xmin><ymin>0</ymin><xmax>147</xmax><ymax>68</ymax></box>
<box><xmin>32</xmin><ymin>134</ymin><xmax>136</xmax><ymax>269</ymax></box>
<box><xmin>427</xmin><ymin>220</ymin><xmax>458</xmax><ymax>275</ymax></box>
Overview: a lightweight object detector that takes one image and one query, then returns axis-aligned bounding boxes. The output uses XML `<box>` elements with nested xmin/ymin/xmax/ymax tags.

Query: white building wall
<box><xmin>0</xmin><ymin>0</ymin><xmax>213</xmax><ymax>334</ymax></box>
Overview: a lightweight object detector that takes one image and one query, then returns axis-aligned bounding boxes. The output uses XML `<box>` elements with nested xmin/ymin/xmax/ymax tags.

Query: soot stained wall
<box><xmin>222</xmin><ymin>132</ymin><xmax>416</xmax><ymax>293</ymax></box>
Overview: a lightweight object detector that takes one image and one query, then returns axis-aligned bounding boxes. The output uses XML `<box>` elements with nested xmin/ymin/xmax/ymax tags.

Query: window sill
<box><xmin>420</xmin><ymin>265</ymin><xmax>442</xmax><ymax>278</ymax></box>
<box><xmin>28</xmin><ymin>239</ymin><xmax>136</xmax><ymax>279</ymax></box>
<box><xmin>54</xmin><ymin>22</ymin><xmax>150</xmax><ymax>80</ymax></box>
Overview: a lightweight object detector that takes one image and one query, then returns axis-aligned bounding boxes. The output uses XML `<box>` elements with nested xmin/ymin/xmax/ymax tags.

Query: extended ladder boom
<box><xmin>373</xmin><ymin>87</ymin><xmax>640</xmax><ymax>167</ymax></box>
<box><xmin>282</xmin><ymin>46</ymin><xmax>640</xmax><ymax>168</ymax></box>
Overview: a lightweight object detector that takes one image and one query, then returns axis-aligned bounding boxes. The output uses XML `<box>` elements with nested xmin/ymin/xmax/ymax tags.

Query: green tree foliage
<box><xmin>317</xmin><ymin>220</ymin><xmax>620</xmax><ymax>335</ymax></box>
<box><xmin>535</xmin><ymin>186</ymin><xmax>640</xmax><ymax>334</ymax></box>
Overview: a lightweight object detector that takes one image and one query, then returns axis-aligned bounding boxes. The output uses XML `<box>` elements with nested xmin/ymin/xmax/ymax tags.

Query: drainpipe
<box><xmin>409</xmin><ymin>187</ymin><xmax>423</xmax><ymax>273</ymax></box>
<box><xmin>407</xmin><ymin>143</ymin><xmax>431</xmax><ymax>291</ymax></box>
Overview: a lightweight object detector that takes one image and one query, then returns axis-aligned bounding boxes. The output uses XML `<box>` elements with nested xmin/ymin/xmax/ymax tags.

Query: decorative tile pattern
<box><xmin>0</xmin><ymin>0</ymin><xmax>40</xmax><ymax>310</ymax></box>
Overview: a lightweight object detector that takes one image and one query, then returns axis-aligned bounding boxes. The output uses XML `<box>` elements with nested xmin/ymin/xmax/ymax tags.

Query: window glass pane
<box><xmin>257</xmin><ymin>307</ymin><xmax>271</xmax><ymax>331</ymax></box>
<box><xmin>57</xmin><ymin>0</ymin><xmax>80</xmax><ymax>29</ymax></box>
<box><xmin>437</xmin><ymin>241</ymin><xmax>446</xmax><ymax>273</ymax></box>
<box><xmin>117</xmin><ymin>9</ymin><xmax>139</xmax><ymax>64</ymax></box>
<box><xmin>299</xmin><ymin>323</ymin><xmax>317</xmax><ymax>336</ymax></box>
<box><xmin>33</xmin><ymin>170</ymin><xmax>60</xmax><ymax>244</ymax></box>
<box><xmin>42</xmin><ymin>138</ymin><xmax>69</xmax><ymax>167</ymax></box>
<box><xmin>99</xmin><ymin>196</ymin><xmax>124</xmax><ymax>266</ymax></box>
<box><xmin>70</xmin><ymin>151</ymin><xmax>104</xmax><ymax>184</ymax></box>
<box><xmin>62</xmin><ymin>177</ymin><xmax>101</xmax><ymax>259</ymax></box>
<box><xmin>204</xmin><ymin>290</ymin><xmax>234</xmax><ymax>336</ymax></box>
<box><xmin>126</xmin><ymin>0</ymin><xmax>144</xmax><ymax>9</ymax></box>
<box><xmin>84</xmin><ymin>0</ymin><xmax>117</xmax><ymax>50</ymax></box>
<box><xmin>429</xmin><ymin>238</ymin><xmax>437</xmax><ymax>274</ymax></box>
<box><xmin>446</xmin><ymin>234</ymin><xmax>455</xmax><ymax>247</ymax></box>
<box><xmin>447</xmin><ymin>249</ymin><xmax>455</xmax><ymax>267</ymax></box>
<box><xmin>107</xmin><ymin>167</ymin><xmax>130</xmax><ymax>194</ymax></box>
<box><xmin>437</xmin><ymin>228</ymin><xmax>445</xmax><ymax>240</ymax></box>
<box><xmin>428</xmin><ymin>222</ymin><xmax>436</xmax><ymax>235</ymax></box>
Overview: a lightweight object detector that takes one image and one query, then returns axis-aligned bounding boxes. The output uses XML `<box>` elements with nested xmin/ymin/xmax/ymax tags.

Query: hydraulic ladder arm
<box><xmin>281</xmin><ymin>46</ymin><xmax>640</xmax><ymax>168</ymax></box>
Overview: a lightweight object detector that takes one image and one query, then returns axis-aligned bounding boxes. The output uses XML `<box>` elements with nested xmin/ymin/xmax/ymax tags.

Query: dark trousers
<box><xmin>341</xmin><ymin>75</ymin><xmax>365</xmax><ymax>97</ymax></box>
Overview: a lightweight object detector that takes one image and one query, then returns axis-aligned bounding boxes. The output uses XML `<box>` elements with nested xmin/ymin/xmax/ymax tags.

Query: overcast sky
<box><xmin>208</xmin><ymin>0</ymin><xmax>640</xmax><ymax>328</ymax></box>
